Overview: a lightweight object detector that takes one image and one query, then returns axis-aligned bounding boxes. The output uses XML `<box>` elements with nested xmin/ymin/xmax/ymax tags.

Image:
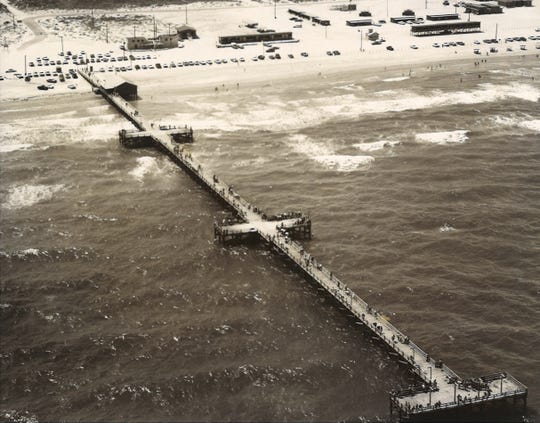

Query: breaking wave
<box><xmin>3</xmin><ymin>184</ymin><xmax>65</xmax><ymax>210</ymax></box>
<box><xmin>415</xmin><ymin>130</ymin><xmax>469</xmax><ymax>145</ymax></box>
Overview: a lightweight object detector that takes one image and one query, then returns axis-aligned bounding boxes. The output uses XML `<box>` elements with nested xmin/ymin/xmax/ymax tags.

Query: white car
<box><xmin>410</xmin><ymin>45</ymin><xmax>418</xmax><ymax>49</ymax></box>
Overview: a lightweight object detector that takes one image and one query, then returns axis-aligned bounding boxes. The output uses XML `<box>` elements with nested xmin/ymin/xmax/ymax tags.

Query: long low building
<box><xmin>411</xmin><ymin>21</ymin><xmax>481</xmax><ymax>36</ymax></box>
<box><xmin>426</xmin><ymin>13</ymin><xmax>460</xmax><ymax>20</ymax></box>
<box><xmin>497</xmin><ymin>0</ymin><xmax>533</xmax><ymax>6</ymax></box>
<box><xmin>346</xmin><ymin>19</ymin><xmax>373</xmax><ymax>26</ymax></box>
<box><xmin>126</xmin><ymin>34</ymin><xmax>178</xmax><ymax>50</ymax></box>
<box><xmin>462</xmin><ymin>2</ymin><xmax>503</xmax><ymax>14</ymax></box>
<box><xmin>218</xmin><ymin>32</ymin><xmax>293</xmax><ymax>45</ymax></box>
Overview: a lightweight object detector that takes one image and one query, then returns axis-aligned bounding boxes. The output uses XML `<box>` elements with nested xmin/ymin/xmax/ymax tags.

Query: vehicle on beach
<box><xmin>288</xmin><ymin>53</ymin><xmax>294</xmax><ymax>58</ymax></box>
<box><xmin>301</xmin><ymin>52</ymin><xmax>309</xmax><ymax>57</ymax></box>
<box><xmin>386</xmin><ymin>46</ymin><xmax>394</xmax><ymax>51</ymax></box>
<box><xmin>68</xmin><ymin>84</ymin><xmax>76</xmax><ymax>89</ymax></box>
<box><xmin>37</xmin><ymin>85</ymin><xmax>48</xmax><ymax>90</ymax></box>
<box><xmin>326</xmin><ymin>51</ymin><xmax>333</xmax><ymax>56</ymax></box>
<box><xmin>432</xmin><ymin>43</ymin><xmax>440</xmax><ymax>48</ymax></box>
<box><xmin>410</xmin><ymin>45</ymin><xmax>418</xmax><ymax>49</ymax></box>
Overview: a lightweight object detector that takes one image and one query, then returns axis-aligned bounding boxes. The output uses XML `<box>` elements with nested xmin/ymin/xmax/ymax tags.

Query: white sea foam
<box><xmin>415</xmin><ymin>130</ymin><xmax>469</xmax><ymax>145</ymax></box>
<box><xmin>383</xmin><ymin>76</ymin><xmax>410</xmax><ymax>82</ymax></box>
<box><xmin>129</xmin><ymin>156</ymin><xmax>163</xmax><ymax>181</ymax></box>
<box><xmin>289</xmin><ymin>134</ymin><xmax>373</xmax><ymax>172</ymax></box>
<box><xmin>353</xmin><ymin>140</ymin><xmax>400</xmax><ymax>152</ymax></box>
<box><xmin>314</xmin><ymin>155</ymin><xmax>374</xmax><ymax>171</ymax></box>
<box><xmin>176</xmin><ymin>82</ymin><xmax>540</xmax><ymax>132</ymax></box>
<box><xmin>439</xmin><ymin>223</ymin><xmax>456</xmax><ymax>233</ymax></box>
<box><xmin>3</xmin><ymin>184</ymin><xmax>65</xmax><ymax>210</ymax></box>
<box><xmin>519</xmin><ymin>119</ymin><xmax>540</xmax><ymax>132</ymax></box>
<box><xmin>0</xmin><ymin>143</ymin><xmax>34</xmax><ymax>153</ymax></box>
<box><xmin>234</xmin><ymin>157</ymin><xmax>269</xmax><ymax>168</ymax></box>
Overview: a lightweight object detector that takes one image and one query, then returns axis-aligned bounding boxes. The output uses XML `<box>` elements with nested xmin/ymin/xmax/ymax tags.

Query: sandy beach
<box><xmin>1</xmin><ymin>0</ymin><xmax>539</xmax><ymax>101</ymax></box>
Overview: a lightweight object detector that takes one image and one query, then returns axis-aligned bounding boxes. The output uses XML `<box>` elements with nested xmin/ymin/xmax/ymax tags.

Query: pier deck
<box><xmin>80</xmin><ymin>69</ymin><xmax>528</xmax><ymax>421</ymax></box>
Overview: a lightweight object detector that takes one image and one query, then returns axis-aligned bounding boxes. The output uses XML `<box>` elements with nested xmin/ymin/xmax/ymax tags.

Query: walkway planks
<box><xmin>80</xmin><ymin>69</ymin><xmax>528</xmax><ymax>421</ymax></box>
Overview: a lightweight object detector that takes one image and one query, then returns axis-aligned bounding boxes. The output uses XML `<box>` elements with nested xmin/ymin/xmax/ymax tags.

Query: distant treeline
<box><xmin>11</xmin><ymin>0</ymin><xmax>233</xmax><ymax>9</ymax></box>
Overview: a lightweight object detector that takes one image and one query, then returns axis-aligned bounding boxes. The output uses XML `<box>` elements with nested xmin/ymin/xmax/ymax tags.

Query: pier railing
<box><xmin>82</xmin><ymin>69</ymin><xmax>528</xmax><ymax>420</ymax></box>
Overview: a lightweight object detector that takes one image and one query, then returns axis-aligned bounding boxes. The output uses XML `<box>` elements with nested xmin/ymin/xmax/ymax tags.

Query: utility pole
<box><xmin>274</xmin><ymin>0</ymin><xmax>277</xmax><ymax>19</ymax></box>
<box><xmin>24</xmin><ymin>54</ymin><xmax>27</xmax><ymax>76</ymax></box>
<box><xmin>60</xmin><ymin>35</ymin><xmax>64</xmax><ymax>55</ymax></box>
<box><xmin>360</xmin><ymin>29</ymin><xmax>363</xmax><ymax>51</ymax></box>
<box><xmin>105</xmin><ymin>23</ymin><xmax>108</xmax><ymax>43</ymax></box>
<box><xmin>495</xmin><ymin>22</ymin><xmax>498</xmax><ymax>40</ymax></box>
<box><xmin>185</xmin><ymin>6</ymin><xmax>188</xmax><ymax>25</ymax></box>
<box><xmin>386</xmin><ymin>0</ymin><xmax>389</xmax><ymax>17</ymax></box>
<box><xmin>168</xmin><ymin>23</ymin><xmax>171</xmax><ymax>36</ymax></box>
<box><xmin>133</xmin><ymin>25</ymin><xmax>136</xmax><ymax>38</ymax></box>
<box><xmin>153</xmin><ymin>16</ymin><xmax>157</xmax><ymax>39</ymax></box>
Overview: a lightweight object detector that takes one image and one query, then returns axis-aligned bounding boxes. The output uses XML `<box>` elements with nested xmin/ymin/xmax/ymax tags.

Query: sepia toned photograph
<box><xmin>0</xmin><ymin>0</ymin><xmax>538</xmax><ymax>421</ymax></box>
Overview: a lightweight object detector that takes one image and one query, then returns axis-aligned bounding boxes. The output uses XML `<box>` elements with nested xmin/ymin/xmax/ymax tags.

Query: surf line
<box><xmin>79</xmin><ymin>68</ymin><xmax>528</xmax><ymax>421</ymax></box>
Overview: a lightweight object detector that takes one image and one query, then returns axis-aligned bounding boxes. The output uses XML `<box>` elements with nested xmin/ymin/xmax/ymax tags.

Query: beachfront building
<box><xmin>410</xmin><ymin>21</ymin><xmax>481</xmax><ymax>36</ymax></box>
<box><xmin>218</xmin><ymin>31</ymin><xmax>293</xmax><ymax>45</ymax></box>
<box><xmin>288</xmin><ymin>8</ymin><xmax>331</xmax><ymax>25</ymax></box>
<box><xmin>462</xmin><ymin>2</ymin><xmax>503</xmax><ymax>14</ymax></box>
<box><xmin>390</xmin><ymin>16</ymin><xmax>417</xmax><ymax>23</ymax></box>
<box><xmin>126</xmin><ymin>34</ymin><xmax>179</xmax><ymax>50</ymax></box>
<box><xmin>346</xmin><ymin>19</ymin><xmax>373</xmax><ymax>26</ymax></box>
<box><xmin>426</xmin><ymin>13</ymin><xmax>460</xmax><ymax>21</ymax></box>
<box><xmin>497</xmin><ymin>0</ymin><xmax>532</xmax><ymax>6</ymax></box>
<box><xmin>177</xmin><ymin>25</ymin><xmax>198</xmax><ymax>39</ymax></box>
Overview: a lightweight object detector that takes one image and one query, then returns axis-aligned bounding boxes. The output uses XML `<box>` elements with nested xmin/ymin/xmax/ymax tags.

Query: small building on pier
<box><xmin>101</xmin><ymin>75</ymin><xmax>138</xmax><ymax>100</ymax></box>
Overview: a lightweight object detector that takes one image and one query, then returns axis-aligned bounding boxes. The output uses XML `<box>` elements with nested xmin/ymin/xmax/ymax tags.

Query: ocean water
<box><xmin>1</xmin><ymin>59</ymin><xmax>539</xmax><ymax>422</ymax></box>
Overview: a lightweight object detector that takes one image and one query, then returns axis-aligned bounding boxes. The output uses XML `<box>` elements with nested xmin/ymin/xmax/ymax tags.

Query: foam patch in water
<box><xmin>353</xmin><ymin>140</ymin><xmax>400</xmax><ymax>152</ymax></box>
<box><xmin>519</xmin><ymin>119</ymin><xmax>540</xmax><ymax>132</ymax></box>
<box><xmin>383</xmin><ymin>76</ymin><xmax>410</xmax><ymax>82</ymax></box>
<box><xmin>4</xmin><ymin>184</ymin><xmax>65</xmax><ymax>210</ymax></box>
<box><xmin>289</xmin><ymin>134</ymin><xmax>373</xmax><ymax>172</ymax></box>
<box><xmin>0</xmin><ymin>143</ymin><xmax>34</xmax><ymax>153</ymax></box>
<box><xmin>415</xmin><ymin>130</ymin><xmax>469</xmax><ymax>145</ymax></box>
<box><xmin>129</xmin><ymin>156</ymin><xmax>163</xmax><ymax>182</ymax></box>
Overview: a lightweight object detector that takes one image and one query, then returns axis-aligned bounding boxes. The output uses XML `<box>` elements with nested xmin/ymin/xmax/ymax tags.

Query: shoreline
<box><xmin>2</xmin><ymin>52</ymin><xmax>538</xmax><ymax>105</ymax></box>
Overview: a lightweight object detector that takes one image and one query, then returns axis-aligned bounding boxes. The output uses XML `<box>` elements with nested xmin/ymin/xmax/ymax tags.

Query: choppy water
<box><xmin>1</xmin><ymin>59</ymin><xmax>539</xmax><ymax>422</ymax></box>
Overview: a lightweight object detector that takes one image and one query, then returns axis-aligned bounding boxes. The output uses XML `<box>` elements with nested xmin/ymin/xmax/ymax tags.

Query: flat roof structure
<box><xmin>426</xmin><ymin>13</ymin><xmax>460</xmax><ymax>20</ymax></box>
<box><xmin>346</xmin><ymin>19</ymin><xmax>373</xmax><ymax>26</ymax></box>
<box><xmin>390</xmin><ymin>16</ymin><xmax>417</xmax><ymax>23</ymax></box>
<box><xmin>218</xmin><ymin>31</ymin><xmax>293</xmax><ymax>45</ymax></box>
<box><xmin>411</xmin><ymin>21</ymin><xmax>481</xmax><ymax>36</ymax></box>
<box><xmin>497</xmin><ymin>0</ymin><xmax>533</xmax><ymax>6</ymax></box>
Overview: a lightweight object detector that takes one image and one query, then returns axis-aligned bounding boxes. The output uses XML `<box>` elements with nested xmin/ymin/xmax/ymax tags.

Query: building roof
<box><xmin>96</xmin><ymin>74</ymin><xmax>137</xmax><ymax>90</ymax></box>
<box><xmin>177</xmin><ymin>25</ymin><xmax>196</xmax><ymax>32</ymax></box>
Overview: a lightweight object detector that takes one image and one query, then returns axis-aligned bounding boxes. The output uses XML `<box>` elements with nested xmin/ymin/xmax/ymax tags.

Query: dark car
<box><xmin>386</xmin><ymin>45</ymin><xmax>394</xmax><ymax>51</ymax></box>
<box><xmin>333</xmin><ymin>50</ymin><xmax>341</xmax><ymax>55</ymax></box>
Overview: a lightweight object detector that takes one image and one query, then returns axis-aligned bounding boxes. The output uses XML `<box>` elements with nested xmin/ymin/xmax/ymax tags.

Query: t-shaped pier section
<box><xmin>80</xmin><ymin>69</ymin><xmax>528</xmax><ymax>421</ymax></box>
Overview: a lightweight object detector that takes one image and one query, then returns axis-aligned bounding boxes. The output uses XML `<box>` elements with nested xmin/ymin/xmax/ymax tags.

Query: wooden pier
<box><xmin>80</xmin><ymin>69</ymin><xmax>528</xmax><ymax>421</ymax></box>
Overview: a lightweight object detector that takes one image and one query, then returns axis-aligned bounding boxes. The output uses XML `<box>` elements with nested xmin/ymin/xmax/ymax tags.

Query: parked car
<box><xmin>386</xmin><ymin>45</ymin><xmax>394</xmax><ymax>51</ymax></box>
